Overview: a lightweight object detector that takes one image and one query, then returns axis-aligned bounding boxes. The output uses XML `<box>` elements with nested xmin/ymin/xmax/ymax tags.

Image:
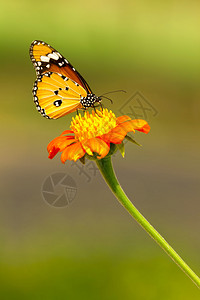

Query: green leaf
<box><xmin>125</xmin><ymin>135</ymin><xmax>141</xmax><ymax>146</ymax></box>
<box><xmin>79</xmin><ymin>155</ymin><xmax>86</xmax><ymax>164</ymax></box>
<box><xmin>116</xmin><ymin>142</ymin><xmax>125</xmax><ymax>157</ymax></box>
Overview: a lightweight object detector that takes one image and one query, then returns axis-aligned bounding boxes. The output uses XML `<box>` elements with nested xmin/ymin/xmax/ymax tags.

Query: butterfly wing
<box><xmin>30</xmin><ymin>40</ymin><xmax>92</xmax><ymax>94</ymax></box>
<box><xmin>33</xmin><ymin>72</ymin><xmax>87</xmax><ymax>119</ymax></box>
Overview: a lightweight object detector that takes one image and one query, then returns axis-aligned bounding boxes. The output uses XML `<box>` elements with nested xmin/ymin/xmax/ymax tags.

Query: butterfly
<box><xmin>29</xmin><ymin>40</ymin><xmax>102</xmax><ymax>119</ymax></box>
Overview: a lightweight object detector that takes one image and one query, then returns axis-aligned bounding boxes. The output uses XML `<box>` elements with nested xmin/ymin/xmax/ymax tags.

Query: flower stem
<box><xmin>96</xmin><ymin>156</ymin><xmax>200</xmax><ymax>288</ymax></box>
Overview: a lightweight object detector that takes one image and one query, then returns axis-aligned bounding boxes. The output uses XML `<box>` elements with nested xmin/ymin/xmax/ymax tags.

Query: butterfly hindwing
<box><xmin>33</xmin><ymin>72</ymin><xmax>87</xmax><ymax>119</ymax></box>
<box><xmin>30</xmin><ymin>40</ymin><xmax>92</xmax><ymax>93</ymax></box>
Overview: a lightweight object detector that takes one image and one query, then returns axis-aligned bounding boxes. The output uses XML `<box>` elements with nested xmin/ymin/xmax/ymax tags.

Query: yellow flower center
<box><xmin>70</xmin><ymin>109</ymin><xmax>117</xmax><ymax>141</ymax></box>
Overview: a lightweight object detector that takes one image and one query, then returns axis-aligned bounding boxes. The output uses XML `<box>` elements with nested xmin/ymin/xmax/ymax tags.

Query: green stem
<box><xmin>96</xmin><ymin>156</ymin><xmax>200</xmax><ymax>288</ymax></box>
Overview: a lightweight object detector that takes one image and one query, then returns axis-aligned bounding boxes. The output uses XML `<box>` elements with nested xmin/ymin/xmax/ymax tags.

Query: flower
<box><xmin>47</xmin><ymin>109</ymin><xmax>150</xmax><ymax>163</ymax></box>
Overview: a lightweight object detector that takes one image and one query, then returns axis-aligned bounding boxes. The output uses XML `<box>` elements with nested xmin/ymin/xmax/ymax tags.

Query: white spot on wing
<box><xmin>41</xmin><ymin>56</ymin><xmax>50</xmax><ymax>62</ymax></box>
<box><xmin>48</xmin><ymin>52</ymin><xmax>59</xmax><ymax>60</ymax></box>
<box><xmin>56</xmin><ymin>52</ymin><xmax>62</xmax><ymax>58</ymax></box>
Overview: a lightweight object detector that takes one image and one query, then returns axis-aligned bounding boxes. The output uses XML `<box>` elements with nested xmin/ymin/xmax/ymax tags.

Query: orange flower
<box><xmin>47</xmin><ymin>109</ymin><xmax>150</xmax><ymax>163</ymax></box>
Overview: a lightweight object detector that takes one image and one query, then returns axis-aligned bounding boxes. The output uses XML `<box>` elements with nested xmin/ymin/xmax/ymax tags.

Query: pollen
<box><xmin>70</xmin><ymin>109</ymin><xmax>117</xmax><ymax>141</ymax></box>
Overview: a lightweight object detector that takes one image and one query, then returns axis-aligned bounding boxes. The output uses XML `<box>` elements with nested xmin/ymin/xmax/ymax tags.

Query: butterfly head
<box><xmin>80</xmin><ymin>94</ymin><xmax>102</xmax><ymax>109</ymax></box>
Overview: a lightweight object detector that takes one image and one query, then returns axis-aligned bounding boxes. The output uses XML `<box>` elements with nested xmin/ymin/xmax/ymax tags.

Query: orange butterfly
<box><xmin>30</xmin><ymin>40</ymin><xmax>102</xmax><ymax>119</ymax></box>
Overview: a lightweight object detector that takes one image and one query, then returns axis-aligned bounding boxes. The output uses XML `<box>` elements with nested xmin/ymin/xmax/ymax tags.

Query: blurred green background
<box><xmin>1</xmin><ymin>0</ymin><xmax>200</xmax><ymax>299</ymax></box>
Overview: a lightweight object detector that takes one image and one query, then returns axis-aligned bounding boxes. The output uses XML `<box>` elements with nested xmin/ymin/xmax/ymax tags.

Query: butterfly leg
<box><xmin>93</xmin><ymin>103</ymin><xmax>103</xmax><ymax>111</ymax></box>
<box><xmin>92</xmin><ymin>105</ymin><xmax>97</xmax><ymax>113</ymax></box>
<box><xmin>77</xmin><ymin>107</ymin><xmax>86</xmax><ymax>116</ymax></box>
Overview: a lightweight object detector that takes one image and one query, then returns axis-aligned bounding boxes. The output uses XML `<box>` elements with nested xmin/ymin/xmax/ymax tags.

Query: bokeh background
<box><xmin>1</xmin><ymin>0</ymin><xmax>200</xmax><ymax>299</ymax></box>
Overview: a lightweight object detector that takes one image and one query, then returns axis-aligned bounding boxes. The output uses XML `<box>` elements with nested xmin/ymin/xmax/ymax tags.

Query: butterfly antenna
<box><xmin>101</xmin><ymin>95</ymin><xmax>113</xmax><ymax>104</ymax></box>
<box><xmin>100</xmin><ymin>90</ymin><xmax>126</xmax><ymax>96</ymax></box>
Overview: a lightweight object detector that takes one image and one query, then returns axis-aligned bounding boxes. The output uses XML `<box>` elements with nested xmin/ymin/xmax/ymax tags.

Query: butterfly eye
<box><xmin>53</xmin><ymin>100</ymin><xmax>62</xmax><ymax>107</ymax></box>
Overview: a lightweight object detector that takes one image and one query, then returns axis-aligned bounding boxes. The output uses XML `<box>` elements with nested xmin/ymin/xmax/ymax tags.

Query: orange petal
<box><xmin>61</xmin><ymin>141</ymin><xmax>85</xmax><ymax>163</ymax></box>
<box><xmin>102</xmin><ymin>119</ymin><xmax>150</xmax><ymax>144</ymax></box>
<box><xmin>116</xmin><ymin>115</ymin><xmax>131</xmax><ymax>124</ymax></box>
<box><xmin>131</xmin><ymin>119</ymin><xmax>150</xmax><ymax>133</ymax></box>
<box><xmin>102</xmin><ymin>124</ymin><xmax>131</xmax><ymax>144</ymax></box>
<box><xmin>82</xmin><ymin>137</ymin><xmax>110</xmax><ymax>159</ymax></box>
<box><xmin>47</xmin><ymin>136</ymin><xmax>75</xmax><ymax>153</ymax></box>
<box><xmin>61</xmin><ymin>130</ymin><xmax>74</xmax><ymax>135</ymax></box>
<box><xmin>118</xmin><ymin>120</ymin><xmax>137</xmax><ymax>132</ymax></box>
<box><xmin>48</xmin><ymin>146</ymin><xmax>60</xmax><ymax>159</ymax></box>
<box><xmin>59</xmin><ymin>137</ymin><xmax>76</xmax><ymax>151</ymax></box>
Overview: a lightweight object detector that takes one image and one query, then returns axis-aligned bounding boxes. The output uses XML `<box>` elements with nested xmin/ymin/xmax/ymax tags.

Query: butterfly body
<box><xmin>30</xmin><ymin>40</ymin><xmax>101</xmax><ymax>119</ymax></box>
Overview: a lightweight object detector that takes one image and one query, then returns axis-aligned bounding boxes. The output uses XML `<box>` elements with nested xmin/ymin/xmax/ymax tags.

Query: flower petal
<box><xmin>47</xmin><ymin>136</ymin><xmax>75</xmax><ymax>153</ymax></box>
<box><xmin>48</xmin><ymin>146</ymin><xmax>60</xmax><ymax>159</ymax></box>
<box><xmin>61</xmin><ymin>130</ymin><xmax>74</xmax><ymax>135</ymax></box>
<box><xmin>116</xmin><ymin>115</ymin><xmax>131</xmax><ymax>124</ymax></box>
<box><xmin>47</xmin><ymin>109</ymin><xmax>150</xmax><ymax>163</ymax></box>
<box><xmin>131</xmin><ymin>119</ymin><xmax>150</xmax><ymax>133</ymax></box>
<box><xmin>102</xmin><ymin>119</ymin><xmax>150</xmax><ymax>144</ymax></box>
<box><xmin>82</xmin><ymin>138</ymin><xmax>110</xmax><ymax>159</ymax></box>
<box><xmin>61</xmin><ymin>141</ymin><xmax>85</xmax><ymax>163</ymax></box>
<box><xmin>102</xmin><ymin>124</ymin><xmax>130</xmax><ymax>144</ymax></box>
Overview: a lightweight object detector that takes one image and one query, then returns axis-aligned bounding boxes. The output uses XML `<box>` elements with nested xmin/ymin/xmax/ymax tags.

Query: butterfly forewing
<box><xmin>33</xmin><ymin>72</ymin><xmax>87</xmax><ymax>119</ymax></box>
<box><xmin>30</xmin><ymin>40</ymin><xmax>92</xmax><ymax>93</ymax></box>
